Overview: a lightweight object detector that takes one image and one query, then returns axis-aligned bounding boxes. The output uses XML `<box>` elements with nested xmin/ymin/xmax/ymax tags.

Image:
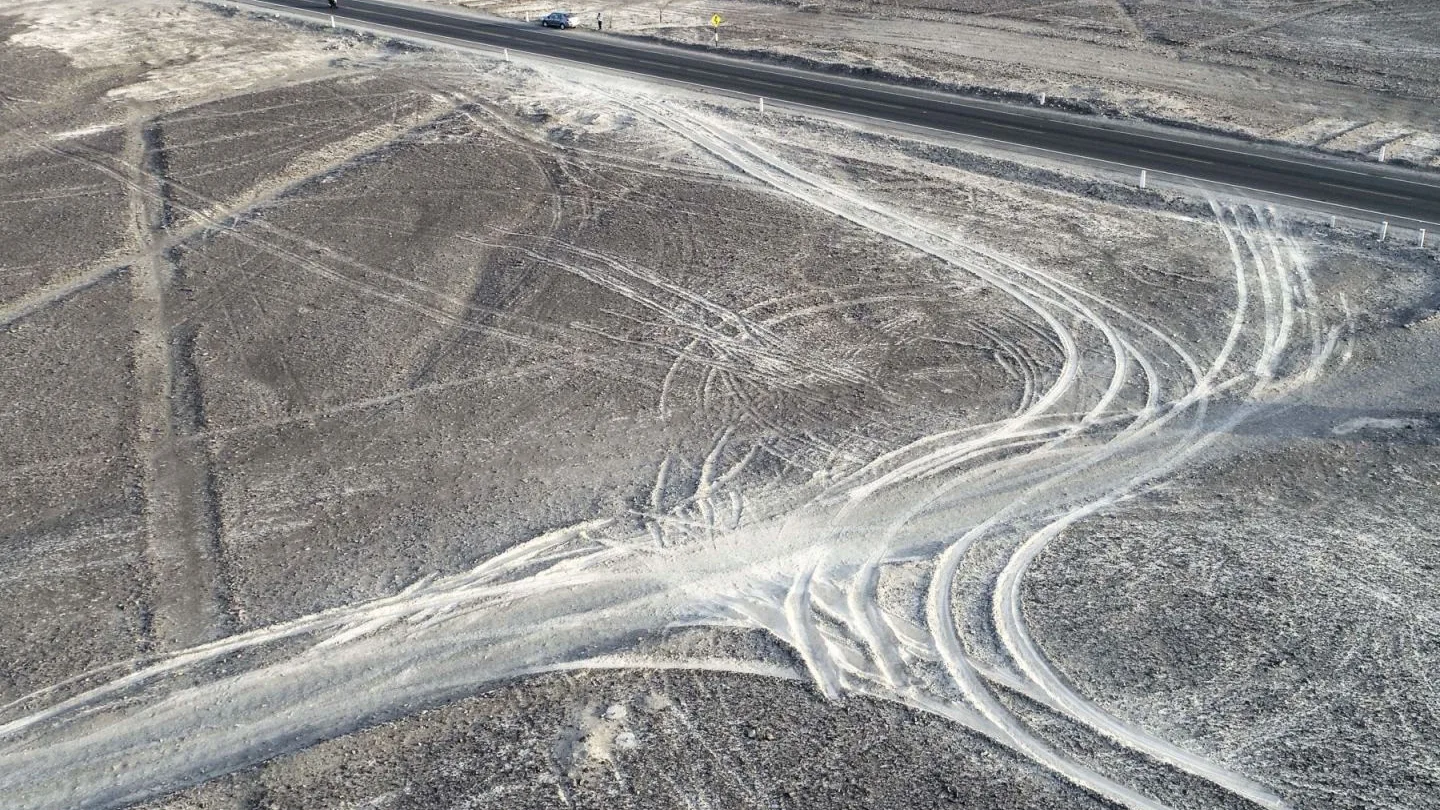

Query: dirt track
<box><xmin>2</xmin><ymin>2</ymin><xmax>1438</xmax><ymax>809</ymax></box>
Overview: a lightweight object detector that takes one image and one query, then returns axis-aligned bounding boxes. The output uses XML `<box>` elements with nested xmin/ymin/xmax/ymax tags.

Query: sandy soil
<box><xmin>138</xmin><ymin>666</ymin><xmax>1111</xmax><ymax>810</ymax></box>
<box><xmin>1</xmin><ymin>1</ymin><xmax>1438</xmax><ymax>809</ymax></box>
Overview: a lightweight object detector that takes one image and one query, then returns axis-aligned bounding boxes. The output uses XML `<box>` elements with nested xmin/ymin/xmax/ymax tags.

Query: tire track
<box><xmin>607</xmin><ymin>95</ymin><xmax>1199</xmax><ymax>808</ymax></box>
<box><xmin>608</xmin><ymin>96</ymin><xmax>1323</xmax><ymax>808</ymax></box>
<box><xmin>0</xmin><ymin>95</ymin><xmax>1344</xmax><ymax>810</ymax></box>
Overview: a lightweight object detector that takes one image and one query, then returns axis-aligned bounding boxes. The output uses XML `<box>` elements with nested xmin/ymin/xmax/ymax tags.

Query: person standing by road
<box><xmin>597</xmin><ymin>10</ymin><xmax>603</xmax><ymax>30</ymax></box>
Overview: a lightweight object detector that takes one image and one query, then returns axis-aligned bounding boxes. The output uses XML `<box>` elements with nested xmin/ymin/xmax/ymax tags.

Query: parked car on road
<box><xmin>540</xmin><ymin>11</ymin><xmax>578</xmax><ymax>28</ymax></box>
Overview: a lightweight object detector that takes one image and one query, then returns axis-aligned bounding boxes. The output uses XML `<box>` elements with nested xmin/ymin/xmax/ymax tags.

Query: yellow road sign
<box><xmin>711</xmin><ymin>13</ymin><xmax>723</xmax><ymax>26</ymax></box>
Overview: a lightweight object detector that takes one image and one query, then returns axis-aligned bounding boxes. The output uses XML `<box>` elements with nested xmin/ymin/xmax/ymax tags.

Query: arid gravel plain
<box><xmin>1</xmin><ymin>1</ymin><xmax>1438</xmax><ymax>809</ymax></box>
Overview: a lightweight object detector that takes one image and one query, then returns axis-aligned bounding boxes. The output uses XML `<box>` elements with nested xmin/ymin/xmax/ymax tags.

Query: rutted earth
<box><xmin>1</xmin><ymin>2</ymin><xmax>1438</xmax><ymax>810</ymax></box>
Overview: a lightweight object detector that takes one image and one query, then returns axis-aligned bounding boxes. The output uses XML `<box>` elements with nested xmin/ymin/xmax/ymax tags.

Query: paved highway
<box><xmin>251</xmin><ymin>0</ymin><xmax>1440</xmax><ymax>226</ymax></box>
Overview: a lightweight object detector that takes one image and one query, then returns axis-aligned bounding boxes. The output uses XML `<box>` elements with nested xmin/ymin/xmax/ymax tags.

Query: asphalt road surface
<box><xmin>248</xmin><ymin>0</ymin><xmax>1440</xmax><ymax>226</ymax></box>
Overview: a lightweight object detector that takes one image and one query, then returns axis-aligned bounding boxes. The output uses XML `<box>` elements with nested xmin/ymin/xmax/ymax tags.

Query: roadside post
<box><xmin>711</xmin><ymin>13</ymin><xmax>722</xmax><ymax>46</ymax></box>
<box><xmin>1139</xmin><ymin>169</ymin><xmax>1147</xmax><ymax>189</ymax></box>
<box><xmin>758</xmin><ymin>96</ymin><xmax>764</xmax><ymax>118</ymax></box>
<box><xmin>1380</xmin><ymin>221</ymin><xmax>1389</xmax><ymax>241</ymax></box>
<box><xmin>1420</xmin><ymin>228</ymin><xmax>1427</xmax><ymax>248</ymax></box>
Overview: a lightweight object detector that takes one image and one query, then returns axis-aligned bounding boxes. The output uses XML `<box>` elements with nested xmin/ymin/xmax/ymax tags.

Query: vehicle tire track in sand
<box><xmin>610</xmin><ymin>96</ymin><xmax>1203</xmax><ymax>808</ymax></box>
<box><xmin>615</xmin><ymin>92</ymin><xmax>1309</xmax><ymax>808</ymax></box>
<box><xmin>950</xmin><ymin>203</ymin><xmax>1328</xmax><ymax>810</ymax></box>
<box><xmin>1190</xmin><ymin>1</ymin><xmax>1356</xmax><ymax>51</ymax></box>
<box><xmin>0</xmin><ymin>95</ymin><xmax>1340</xmax><ymax>810</ymax></box>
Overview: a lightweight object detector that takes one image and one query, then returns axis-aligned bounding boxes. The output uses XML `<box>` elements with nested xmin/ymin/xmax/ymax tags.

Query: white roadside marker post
<box><xmin>1331</xmin><ymin>214</ymin><xmax>1337</xmax><ymax>228</ymax></box>
<box><xmin>1039</xmin><ymin>92</ymin><xmax>1046</xmax><ymax>106</ymax></box>
<box><xmin>1380</xmin><ymin>221</ymin><xmax>1389</xmax><ymax>241</ymax></box>
<box><xmin>758</xmin><ymin>96</ymin><xmax>764</xmax><ymax>118</ymax></box>
<box><xmin>1421</xmin><ymin>228</ymin><xmax>1428</xmax><ymax>248</ymax></box>
<box><xmin>504</xmin><ymin>48</ymin><xmax>510</xmax><ymax>62</ymax></box>
<box><xmin>1379</xmin><ymin>145</ymin><xmax>1387</xmax><ymax>162</ymax></box>
<box><xmin>330</xmin><ymin>14</ymin><xmax>335</xmax><ymax>27</ymax></box>
<box><xmin>1139</xmin><ymin>169</ymin><xmax>1147</xmax><ymax>189</ymax></box>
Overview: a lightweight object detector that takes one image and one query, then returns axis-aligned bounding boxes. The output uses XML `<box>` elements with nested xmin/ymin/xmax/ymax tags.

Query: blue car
<box><xmin>540</xmin><ymin>11</ymin><xmax>578</xmax><ymax>28</ymax></box>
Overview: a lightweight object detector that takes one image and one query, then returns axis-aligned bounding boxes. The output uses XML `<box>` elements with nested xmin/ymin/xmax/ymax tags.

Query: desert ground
<box><xmin>1</xmin><ymin>1</ymin><xmax>1437</xmax><ymax>809</ymax></box>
